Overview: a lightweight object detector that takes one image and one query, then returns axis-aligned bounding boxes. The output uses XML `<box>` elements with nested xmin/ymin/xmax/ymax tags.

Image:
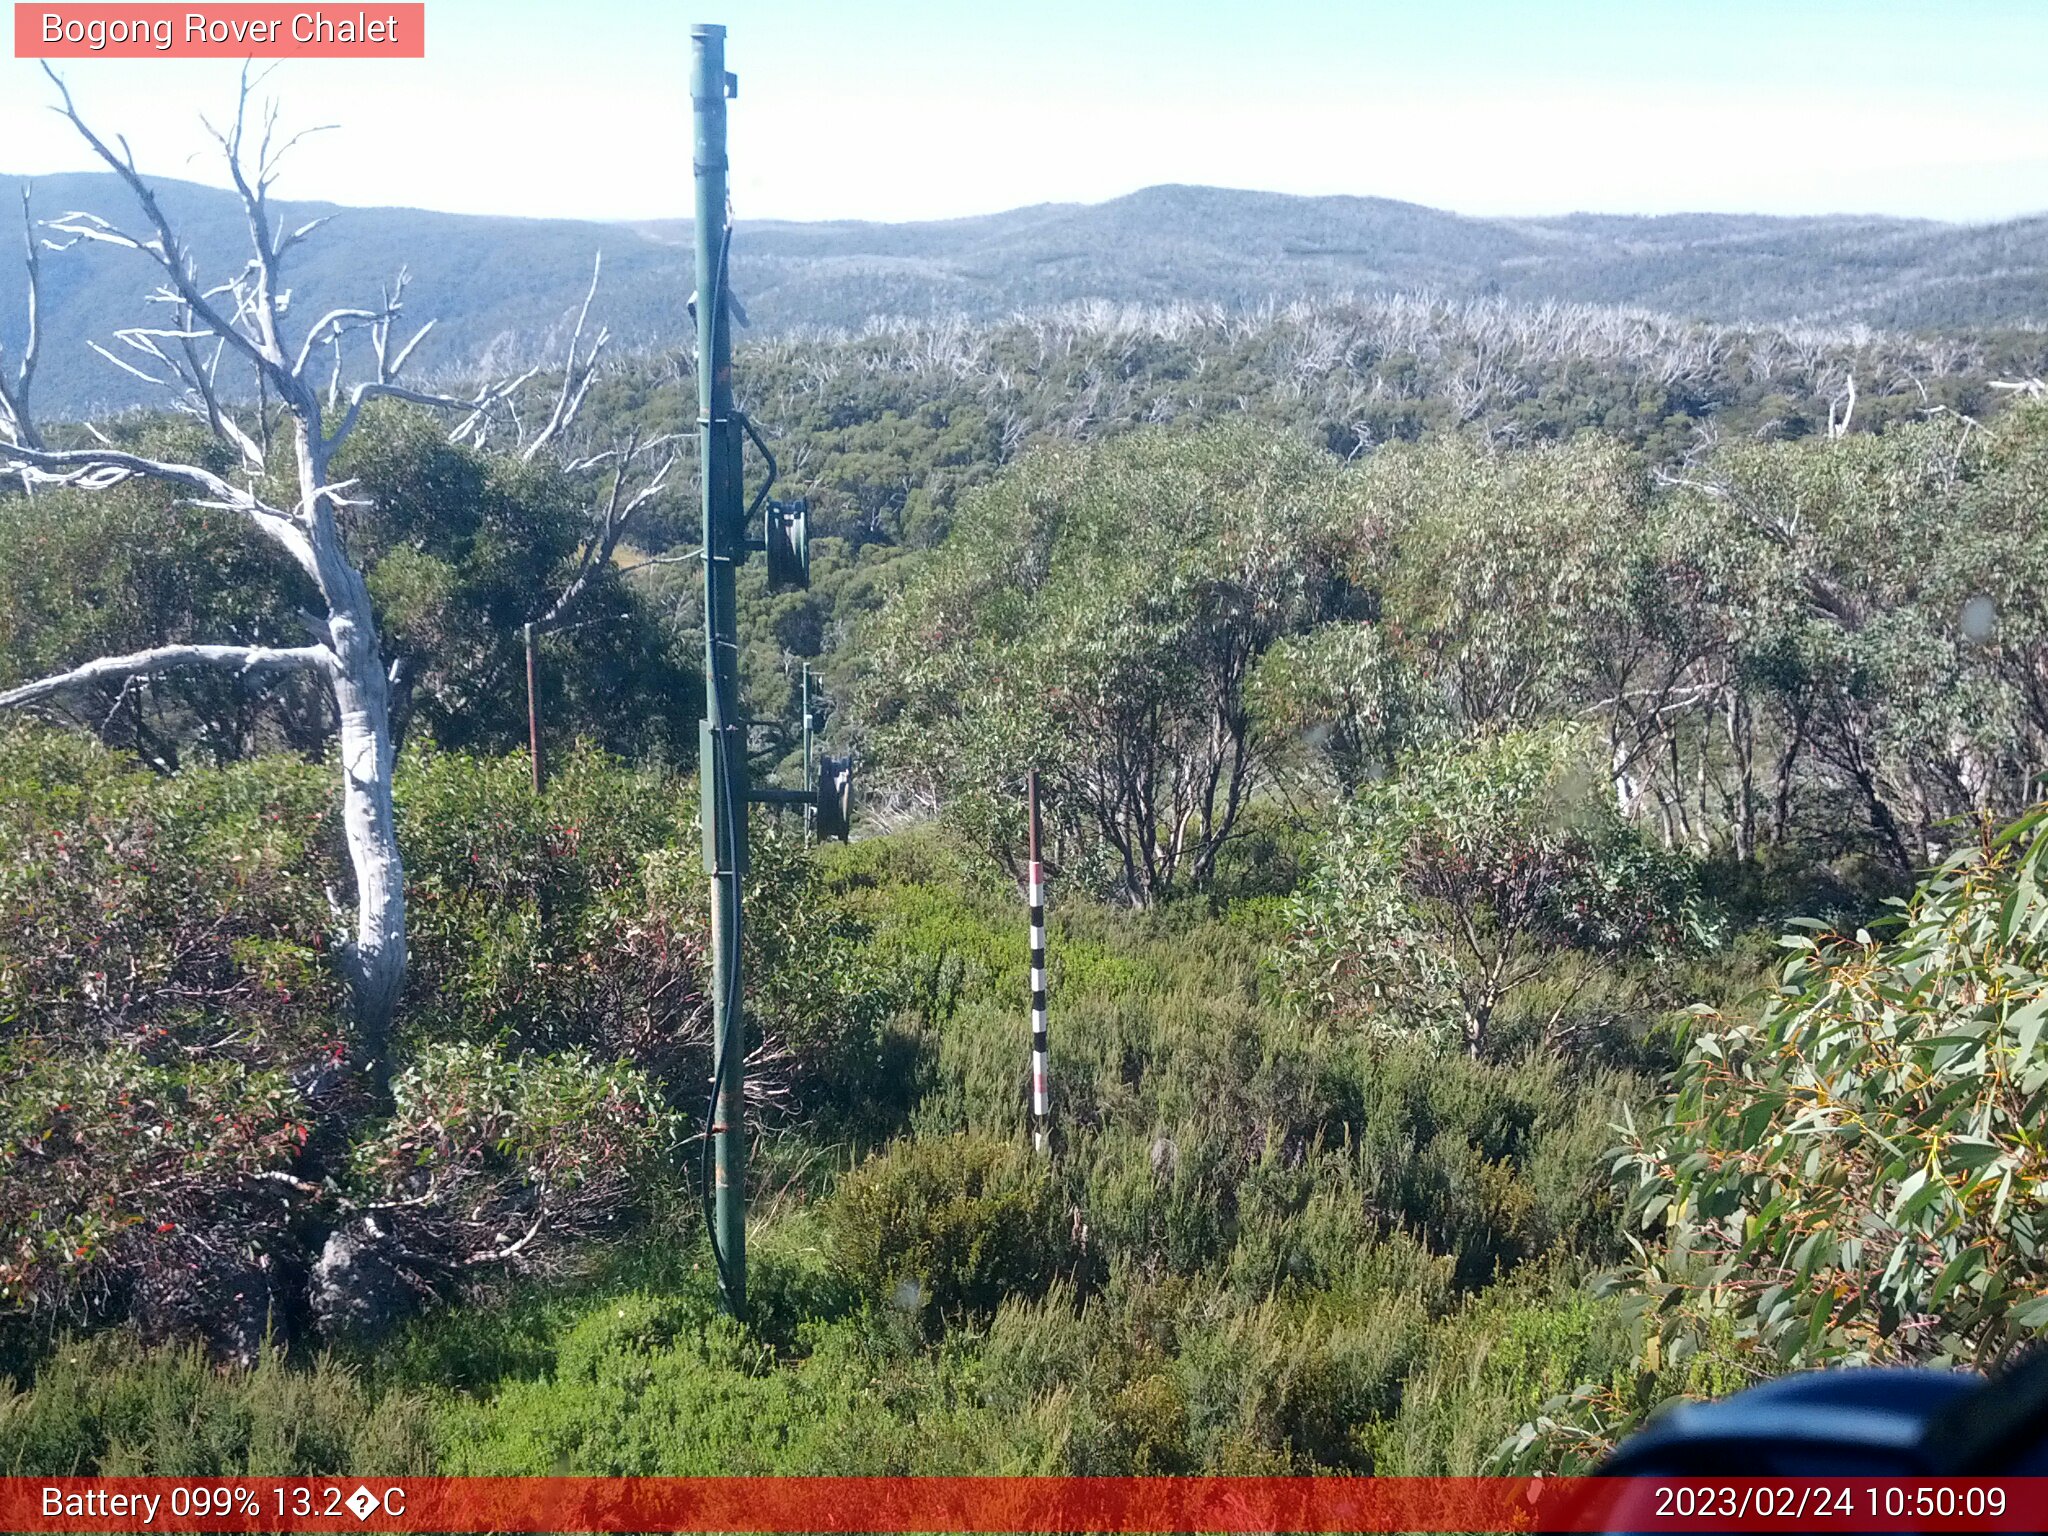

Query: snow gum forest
<box><xmin>5</xmin><ymin>80</ymin><xmax>2048</xmax><ymax>1477</ymax></box>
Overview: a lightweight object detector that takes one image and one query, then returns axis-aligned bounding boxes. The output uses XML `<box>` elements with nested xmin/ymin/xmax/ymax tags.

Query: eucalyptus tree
<box><xmin>1249</xmin><ymin>619</ymin><xmax>1430</xmax><ymax>796</ymax></box>
<box><xmin>335</xmin><ymin>404</ymin><xmax>698</xmax><ymax>762</ymax></box>
<box><xmin>1661</xmin><ymin>412</ymin><xmax>2040</xmax><ymax>871</ymax></box>
<box><xmin>1615</xmin><ymin>802</ymin><xmax>2048</xmax><ymax>1373</ymax></box>
<box><xmin>0</xmin><ymin>443</ymin><xmax>323</xmax><ymax>768</ymax></box>
<box><xmin>1367</xmin><ymin>437</ymin><xmax>1641</xmax><ymax>733</ymax></box>
<box><xmin>1951</xmin><ymin>399</ymin><xmax>2048</xmax><ymax>799</ymax></box>
<box><xmin>1281</xmin><ymin>725</ymin><xmax>1706</xmax><ymax>1058</ymax></box>
<box><xmin>861</xmin><ymin>424</ymin><xmax>1351</xmax><ymax>905</ymax></box>
<box><xmin>1250</xmin><ymin>436</ymin><xmax>1687</xmax><ymax>817</ymax></box>
<box><xmin>0</xmin><ymin>73</ymin><xmax>541</xmax><ymax>1083</ymax></box>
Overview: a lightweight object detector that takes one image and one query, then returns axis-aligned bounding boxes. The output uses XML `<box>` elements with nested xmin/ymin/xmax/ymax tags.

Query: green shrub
<box><xmin>973</xmin><ymin>1246</ymin><xmax>1448</xmax><ymax>1475</ymax></box>
<box><xmin>0</xmin><ymin>731</ymin><xmax>339</xmax><ymax>1355</ymax></box>
<box><xmin>1365</xmin><ymin>1275</ymin><xmax>1641</xmax><ymax>1475</ymax></box>
<box><xmin>826</xmin><ymin>1134</ymin><xmax>1070</xmax><ymax>1325</ymax></box>
<box><xmin>433</xmin><ymin>1310</ymin><xmax>947</xmax><ymax>1475</ymax></box>
<box><xmin>1617</xmin><ymin>801</ymin><xmax>2048</xmax><ymax>1372</ymax></box>
<box><xmin>344</xmin><ymin>1043</ymin><xmax>678</xmax><ymax>1283</ymax></box>
<box><xmin>552</xmin><ymin>1292</ymin><xmax>728</xmax><ymax>1385</ymax></box>
<box><xmin>858</xmin><ymin>425</ymin><xmax>1355</xmax><ymax>906</ymax></box>
<box><xmin>1282</xmin><ymin>725</ymin><xmax>1712</xmax><ymax>1057</ymax></box>
<box><xmin>0</xmin><ymin>725</ymin><xmax>339</xmax><ymax>1060</ymax></box>
<box><xmin>742</xmin><ymin>1212</ymin><xmax>860</xmax><ymax>1353</ymax></box>
<box><xmin>0</xmin><ymin>1335</ymin><xmax>435</xmax><ymax>1476</ymax></box>
<box><xmin>1</xmin><ymin>739</ymin><xmax>800</xmax><ymax>1355</ymax></box>
<box><xmin>0</xmin><ymin>1050</ymin><xmax>307</xmax><ymax>1338</ymax></box>
<box><xmin>397</xmin><ymin>747</ymin><xmax>695</xmax><ymax>1073</ymax></box>
<box><xmin>399</xmin><ymin>746</ymin><xmax>900</xmax><ymax>1130</ymax></box>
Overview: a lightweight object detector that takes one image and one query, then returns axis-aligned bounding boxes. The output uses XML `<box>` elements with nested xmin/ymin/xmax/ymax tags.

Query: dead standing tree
<box><xmin>0</xmin><ymin>187</ymin><xmax>43</xmax><ymax>454</ymax></box>
<box><xmin>517</xmin><ymin>268</ymin><xmax>683</xmax><ymax>636</ymax></box>
<box><xmin>481</xmin><ymin>256</ymin><xmax>684</xmax><ymax>786</ymax></box>
<box><xmin>0</xmin><ymin>70</ymin><xmax>535</xmax><ymax>1086</ymax></box>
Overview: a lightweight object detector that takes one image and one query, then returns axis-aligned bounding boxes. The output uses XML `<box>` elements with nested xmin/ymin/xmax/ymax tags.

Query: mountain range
<box><xmin>3</xmin><ymin>173</ymin><xmax>2046</xmax><ymax>416</ymax></box>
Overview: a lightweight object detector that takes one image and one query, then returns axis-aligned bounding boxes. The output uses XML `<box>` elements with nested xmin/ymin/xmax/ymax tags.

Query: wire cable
<box><xmin>698</xmin><ymin>210</ymin><xmax>743</xmax><ymax>1308</ymax></box>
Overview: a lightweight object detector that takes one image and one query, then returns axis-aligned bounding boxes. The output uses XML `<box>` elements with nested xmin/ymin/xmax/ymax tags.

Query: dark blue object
<box><xmin>1603</xmin><ymin>1367</ymin><xmax>1980</xmax><ymax>1478</ymax></box>
<box><xmin>1584</xmin><ymin>1352</ymin><xmax>2048</xmax><ymax>1533</ymax></box>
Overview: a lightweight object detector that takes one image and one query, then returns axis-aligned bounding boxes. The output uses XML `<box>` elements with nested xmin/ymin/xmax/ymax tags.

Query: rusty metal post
<box><xmin>525</xmin><ymin>620</ymin><xmax>544</xmax><ymax>794</ymax></box>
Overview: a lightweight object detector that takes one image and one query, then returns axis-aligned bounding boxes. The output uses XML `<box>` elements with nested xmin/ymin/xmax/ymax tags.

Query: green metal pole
<box><xmin>802</xmin><ymin>663</ymin><xmax>814</xmax><ymax>847</ymax></box>
<box><xmin>692</xmin><ymin>21</ymin><xmax>746</xmax><ymax>1319</ymax></box>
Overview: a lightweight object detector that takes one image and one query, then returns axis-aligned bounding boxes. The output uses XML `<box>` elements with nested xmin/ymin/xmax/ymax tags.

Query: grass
<box><xmin>2</xmin><ymin>823</ymin><xmax>1681</xmax><ymax>1475</ymax></box>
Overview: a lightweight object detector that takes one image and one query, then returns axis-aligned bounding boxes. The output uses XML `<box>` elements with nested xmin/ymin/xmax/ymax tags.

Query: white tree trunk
<box><xmin>331</xmin><ymin>664</ymin><xmax>406</xmax><ymax>1066</ymax></box>
<box><xmin>327</xmin><ymin>582</ymin><xmax>406</xmax><ymax>1065</ymax></box>
<box><xmin>300</xmin><ymin>425</ymin><xmax>407</xmax><ymax>1068</ymax></box>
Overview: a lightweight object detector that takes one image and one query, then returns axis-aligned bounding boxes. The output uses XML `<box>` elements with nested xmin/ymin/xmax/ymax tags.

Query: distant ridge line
<box><xmin>4</xmin><ymin>173</ymin><xmax>2046</xmax><ymax>414</ymax></box>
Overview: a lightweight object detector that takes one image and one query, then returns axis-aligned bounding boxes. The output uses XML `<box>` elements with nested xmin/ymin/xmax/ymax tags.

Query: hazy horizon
<box><xmin>2</xmin><ymin>0</ymin><xmax>2044</xmax><ymax>226</ymax></box>
<box><xmin>3</xmin><ymin>165</ymin><xmax>2040</xmax><ymax>232</ymax></box>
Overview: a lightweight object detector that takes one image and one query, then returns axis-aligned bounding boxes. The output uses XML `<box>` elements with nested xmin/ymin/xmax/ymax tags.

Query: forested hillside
<box><xmin>7</xmin><ymin>171</ymin><xmax>2048</xmax><ymax>414</ymax></box>
<box><xmin>5</xmin><ymin>137</ymin><xmax>2048</xmax><ymax>1477</ymax></box>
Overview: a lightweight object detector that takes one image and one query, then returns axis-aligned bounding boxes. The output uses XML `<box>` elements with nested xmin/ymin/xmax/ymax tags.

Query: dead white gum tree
<box><xmin>0</xmin><ymin>68</ymin><xmax>547</xmax><ymax>1085</ymax></box>
<box><xmin>513</xmin><ymin>257</ymin><xmax>685</xmax><ymax>634</ymax></box>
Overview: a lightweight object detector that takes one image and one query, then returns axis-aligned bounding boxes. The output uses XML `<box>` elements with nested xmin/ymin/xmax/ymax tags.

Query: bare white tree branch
<box><xmin>0</xmin><ymin>438</ymin><xmax>321</xmax><ymax>574</ymax></box>
<box><xmin>537</xmin><ymin>428</ymin><xmax>682</xmax><ymax>631</ymax></box>
<box><xmin>3</xmin><ymin>69</ymin><xmax>414</xmax><ymax>1077</ymax></box>
<box><xmin>325</xmin><ymin>370</ymin><xmax>536</xmax><ymax>456</ymax></box>
<box><xmin>0</xmin><ymin>642</ymin><xmax>335</xmax><ymax>710</ymax></box>
<box><xmin>41</xmin><ymin>64</ymin><xmax>301</xmax><ymax>405</ymax></box>
<box><xmin>521</xmin><ymin>253</ymin><xmax>610</xmax><ymax>463</ymax></box>
<box><xmin>0</xmin><ymin>186</ymin><xmax>42</xmax><ymax>453</ymax></box>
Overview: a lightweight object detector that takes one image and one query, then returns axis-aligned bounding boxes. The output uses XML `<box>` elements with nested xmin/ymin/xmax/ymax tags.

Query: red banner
<box><xmin>1</xmin><ymin>1476</ymin><xmax>2044</xmax><ymax>1532</ymax></box>
<box><xmin>14</xmin><ymin>4</ymin><xmax>425</xmax><ymax>58</ymax></box>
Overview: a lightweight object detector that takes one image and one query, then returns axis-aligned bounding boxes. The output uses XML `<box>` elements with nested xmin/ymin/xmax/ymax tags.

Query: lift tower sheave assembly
<box><xmin>692</xmin><ymin>21</ymin><xmax>748</xmax><ymax>1320</ymax></box>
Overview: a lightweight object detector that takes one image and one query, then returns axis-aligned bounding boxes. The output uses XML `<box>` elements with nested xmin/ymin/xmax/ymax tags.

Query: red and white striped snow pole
<box><xmin>1027</xmin><ymin>769</ymin><xmax>1050</xmax><ymax>1153</ymax></box>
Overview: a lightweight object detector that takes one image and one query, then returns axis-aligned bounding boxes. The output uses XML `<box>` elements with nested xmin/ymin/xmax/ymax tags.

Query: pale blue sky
<box><xmin>3</xmin><ymin>0</ymin><xmax>2044</xmax><ymax>223</ymax></box>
